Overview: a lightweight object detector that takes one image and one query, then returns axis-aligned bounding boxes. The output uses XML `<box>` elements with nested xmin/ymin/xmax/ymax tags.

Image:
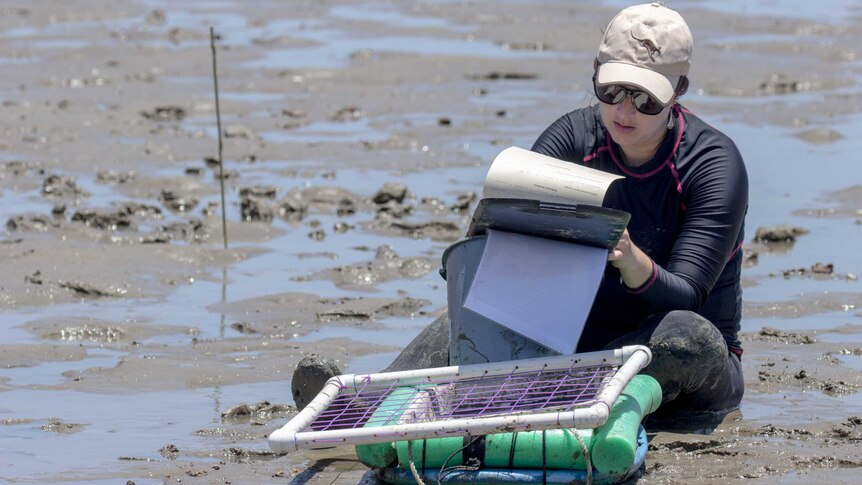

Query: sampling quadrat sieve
<box><xmin>268</xmin><ymin>345</ymin><xmax>652</xmax><ymax>453</ymax></box>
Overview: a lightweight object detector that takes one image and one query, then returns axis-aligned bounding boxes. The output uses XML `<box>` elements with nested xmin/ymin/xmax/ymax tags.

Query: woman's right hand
<box><xmin>609</xmin><ymin>229</ymin><xmax>654</xmax><ymax>289</ymax></box>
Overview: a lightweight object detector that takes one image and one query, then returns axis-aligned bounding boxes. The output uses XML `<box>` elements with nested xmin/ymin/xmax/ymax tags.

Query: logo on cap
<box><xmin>631</xmin><ymin>32</ymin><xmax>661</xmax><ymax>62</ymax></box>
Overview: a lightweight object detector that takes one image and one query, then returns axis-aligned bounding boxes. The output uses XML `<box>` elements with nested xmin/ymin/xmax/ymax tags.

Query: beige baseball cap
<box><xmin>595</xmin><ymin>2</ymin><xmax>693</xmax><ymax>105</ymax></box>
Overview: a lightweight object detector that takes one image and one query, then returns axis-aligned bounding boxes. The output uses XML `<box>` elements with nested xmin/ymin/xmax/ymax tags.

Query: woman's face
<box><xmin>598</xmin><ymin>90</ymin><xmax>673</xmax><ymax>158</ymax></box>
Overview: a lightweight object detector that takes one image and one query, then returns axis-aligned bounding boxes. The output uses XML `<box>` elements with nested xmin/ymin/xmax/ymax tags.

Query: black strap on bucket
<box><xmin>508</xmin><ymin>432</ymin><xmax>518</xmax><ymax>468</ymax></box>
<box><xmin>542</xmin><ymin>430</ymin><xmax>548</xmax><ymax>485</ymax></box>
<box><xmin>462</xmin><ymin>435</ymin><xmax>486</xmax><ymax>465</ymax></box>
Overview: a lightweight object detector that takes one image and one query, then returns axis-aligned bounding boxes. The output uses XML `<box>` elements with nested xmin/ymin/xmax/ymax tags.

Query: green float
<box><xmin>355</xmin><ymin>386</ymin><xmax>421</xmax><ymax>469</ymax></box>
<box><xmin>591</xmin><ymin>374</ymin><xmax>662</xmax><ymax>474</ymax></box>
<box><xmin>396</xmin><ymin>428</ymin><xmax>594</xmax><ymax>470</ymax></box>
<box><xmin>386</xmin><ymin>374</ymin><xmax>661</xmax><ymax>475</ymax></box>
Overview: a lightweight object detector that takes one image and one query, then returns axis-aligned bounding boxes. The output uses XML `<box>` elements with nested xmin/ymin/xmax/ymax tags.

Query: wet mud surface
<box><xmin>1</xmin><ymin>1</ymin><xmax>861</xmax><ymax>484</ymax></box>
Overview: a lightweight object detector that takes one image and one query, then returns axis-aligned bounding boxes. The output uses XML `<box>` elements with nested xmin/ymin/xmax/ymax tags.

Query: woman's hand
<box><xmin>608</xmin><ymin>229</ymin><xmax>654</xmax><ymax>290</ymax></box>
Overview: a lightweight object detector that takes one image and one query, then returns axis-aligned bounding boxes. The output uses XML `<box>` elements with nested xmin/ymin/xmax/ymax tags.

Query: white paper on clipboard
<box><xmin>463</xmin><ymin>229</ymin><xmax>607</xmax><ymax>355</ymax></box>
<box><xmin>482</xmin><ymin>146</ymin><xmax>623</xmax><ymax>205</ymax></box>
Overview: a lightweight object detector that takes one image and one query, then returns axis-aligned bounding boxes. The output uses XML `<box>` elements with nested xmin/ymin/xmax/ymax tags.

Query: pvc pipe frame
<box><xmin>268</xmin><ymin>345</ymin><xmax>652</xmax><ymax>454</ymax></box>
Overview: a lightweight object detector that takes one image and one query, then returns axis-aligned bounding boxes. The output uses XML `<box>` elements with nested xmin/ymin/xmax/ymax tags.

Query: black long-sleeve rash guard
<box><xmin>531</xmin><ymin>103</ymin><xmax>748</xmax><ymax>355</ymax></box>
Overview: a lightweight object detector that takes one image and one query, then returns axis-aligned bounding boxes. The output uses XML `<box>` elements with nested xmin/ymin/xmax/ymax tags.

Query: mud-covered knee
<box><xmin>650</xmin><ymin>311</ymin><xmax>724</xmax><ymax>355</ymax></box>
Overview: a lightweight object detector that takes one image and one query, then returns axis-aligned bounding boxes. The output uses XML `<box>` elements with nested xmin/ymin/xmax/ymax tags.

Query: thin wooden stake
<box><xmin>210</xmin><ymin>26</ymin><xmax>228</xmax><ymax>250</ymax></box>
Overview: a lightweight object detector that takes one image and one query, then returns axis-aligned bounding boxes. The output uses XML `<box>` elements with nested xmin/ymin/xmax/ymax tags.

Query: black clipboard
<box><xmin>467</xmin><ymin>198</ymin><xmax>630</xmax><ymax>250</ymax></box>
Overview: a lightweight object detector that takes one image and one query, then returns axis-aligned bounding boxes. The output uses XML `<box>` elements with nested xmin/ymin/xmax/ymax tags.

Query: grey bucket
<box><xmin>442</xmin><ymin>236</ymin><xmax>559</xmax><ymax>365</ymax></box>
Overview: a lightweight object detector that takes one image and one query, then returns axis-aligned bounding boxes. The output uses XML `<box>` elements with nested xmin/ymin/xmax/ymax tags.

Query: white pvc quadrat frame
<box><xmin>269</xmin><ymin>345</ymin><xmax>651</xmax><ymax>454</ymax></box>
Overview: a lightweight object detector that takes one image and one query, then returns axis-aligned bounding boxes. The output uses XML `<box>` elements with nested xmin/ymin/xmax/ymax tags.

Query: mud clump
<box><xmin>71</xmin><ymin>209</ymin><xmax>134</xmax><ymax>230</ymax></box>
<box><xmin>45</xmin><ymin>325</ymin><xmax>125</xmax><ymax>343</ymax></box>
<box><xmin>291</xmin><ymin>356</ymin><xmax>342</xmax><ymax>411</ymax></box>
<box><xmin>223</xmin><ymin>124</ymin><xmax>255</xmax><ymax>139</ymax></box>
<box><xmin>96</xmin><ymin>170</ymin><xmax>136</xmax><ymax>185</ymax></box>
<box><xmin>159</xmin><ymin>444</ymin><xmax>180</xmax><ymax>459</ymax></box>
<box><xmin>42</xmin><ymin>420</ymin><xmax>86</xmax><ymax>434</ymax></box>
<box><xmin>451</xmin><ymin>191</ymin><xmax>477</xmax><ymax>212</ymax></box>
<box><xmin>157</xmin><ymin>219</ymin><xmax>211</xmax><ymax>242</ymax></box>
<box><xmin>241</xmin><ymin>195</ymin><xmax>275</xmax><ymax>222</ymax></box>
<box><xmin>331</xmin><ymin>106</ymin><xmax>361</xmax><ymax>122</ymax></box>
<box><xmin>140</xmin><ymin>106</ymin><xmax>185</xmax><ymax>122</ymax></box>
<box><xmin>759</xmin><ymin>74</ymin><xmax>818</xmax><ymax>95</ymax></box>
<box><xmin>372</xmin><ymin>182</ymin><xmax>408</xmax><ymax>204</ymax></box>
<box><xmin>775</xmin><ymin>262</ymin><xmax>828</xmax><ymax>277</ymax></box>
<box><xmin>58</xmin><ymin>280</ymin><xmax>128</xmax><ymax>298</ymax></box>
<box><xmin>41</xmin><ymin>174</ymin><xmax>88</xmax><ymax>199</ymax></box>
<box><xmin>753</xmin><ymin>225</ymin><xmax>809</xmax><ymax>243</ymax></box>
<box><xmin>388</xmin><ymin>220</ymin><xmax>462</xmax><ymax>241</ymax></box>
<box><xmin>772</xmin><ymin>262</ymin><xmax>857</xmax><ymax>281</ymax></box>
<box><xmin>757</xmin><ymin>424</ymin><xmax>812</xmax><ymax>437</ymax></box>
<box><xmin>296</xmin><ymin>245</ymin><xmax>435</xmax><ymax>290</ymax></box>
<box><xmin>70</xmin><ymin>203</ymin><xmax>161</xmax><ymax>231</ymax></box>
<box><xmin>757</xmin><ymin>327</ymin><xmax>817</xmax><ymax>344</ymax></box>
<box><xmin>239</xmin><ymin>185</ymin><xmax>278</xmax><ymax>199</ymax></box>
<box><xmin>159</xmin><ymin>190</ymin><xmax>198</xmax><ymax>213</ymax></box>
<box><xmin>278</xmin><ymin>197</ymin><xmax>307</xmax><ymax>219</ymax></box>
<box><xmin>649</xmin><ymin>438</ymin><xmax>737</xmax><ymax>455</ymax></box>
<box><xmin>223</xmin><ymin>447</ymin><xmax>279</xmax><ymax>463</ymax></box>
<box><xmin>467</xmin><ymin>71</ymin><xmax>538</xmax><ymax>80</ymax></box>
<box><xmin>794</xmin><ymin>128</ymin><xmax>843</xmax><ymax>145</ymax></box>
<box><xmin>6</xmin><ymin>214</ymin><xmax>60</xmax><ymax>232</ymax></box>
<box><xmin>220</xmin><ymin>401</ymin><xmax>295</xmax><ymax>423</ymax></box>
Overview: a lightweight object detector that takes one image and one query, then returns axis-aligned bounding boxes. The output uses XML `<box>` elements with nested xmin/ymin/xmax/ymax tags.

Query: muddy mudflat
<box><xmin>1</xmin><ymin>1</ymin><xmax>861</xmax><ymax>484</ymax></box>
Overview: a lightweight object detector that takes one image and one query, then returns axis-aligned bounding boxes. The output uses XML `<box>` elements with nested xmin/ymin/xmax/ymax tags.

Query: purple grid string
<box><xmin>477</xmin><ymin>366</ymin><xmax>525</xmax><ymax>416</ymax></box>
<box><xmin>540</xmin><ymin>360</ymin><xmax>583</xmax><ymax>409</ymax></box>
<box><xmin>445</xmin><ymin>366</ymin><xmax>612</xmax><ymax>418</ymax></box>
<box><xmin>352</xmin><ymin>376</ymin><xmax>391</xmax><ymax>429</ymax></box>
<box><xmin>507</xmin><ymin>365</ymin><xmax>543</xmax><ymax>412</ymax></box>
<box><xmin>306</xmin><ymin>362</ymin><xmax>618</xmax><ymax>432</ymax></box>
<box><xmin>448</xmin><ymin>372</ymin><xmax>484</xmax><ymax>419</ymax></box>
<box><xmin>309</xmin><ymin>377</ymin><xmax>401</xmax><ymax>431</ymax></box>
<box><xmin>572</xmin><ymin>362</ymin><xmax>608</xmax><ymax>405</ymax></box>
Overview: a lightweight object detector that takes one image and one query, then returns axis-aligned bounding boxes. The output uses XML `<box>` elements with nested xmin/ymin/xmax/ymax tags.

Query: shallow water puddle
<box><xmin>0</xmin><ymin>381</ymin><xmax>292</xmax><ymax>480</ymax></box>
<box><xmin>251</xmin><ymin>6</ymin><xmax>558</xmax><ymax>70</ymax></box>
<box><xmin>600</xmin><ymin>0</ymin><xmax>862</xmax><ymax>22</ymax></box>
<box><xmin>0</xmin><ymin>188</ymin><xmax>54</xmax><ymax>221</ymax></box>
<box><xmin>742</xmin><ymin>312</ymin><xmax>859</xmax><ymax>334</ymax></box>
<box><xmin>834</xmin><ymin>352</ymin><xmax>862</xmax><ymax>371</ymax></box>
<box><xmin>741</xmin><ymin>387</ymin><xmax>862</xmax><ymax>425</ymax></box>
<box><xmin>818</xmin><ymin>332</ymin><xmax>862</xmax><ymax>346</ymax></box>
<box><xmin>328</xmin><ymin>3</ymin><xmax>473</xmax><ymax>31</ymax></box>
<box><xmin>343</xmin><ymin>350</ymin><xmax>401</xmax><ymax>374</ymax></box>
<box><xmin>1</xmin><ymin>349</ymin><xmax>125</xmax><ymax>387</ymax></box>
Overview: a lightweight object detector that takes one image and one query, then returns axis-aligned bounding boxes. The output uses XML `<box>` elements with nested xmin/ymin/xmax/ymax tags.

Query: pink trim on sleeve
<box><xmin>727</xmin><ymin>241</ymin><xmax>744</xmax><ymax>263</ymax></box>
<box><xmin>624</xmin><ymin>260</ymin><xmax>658</xmax><ymax>295</ymax></box>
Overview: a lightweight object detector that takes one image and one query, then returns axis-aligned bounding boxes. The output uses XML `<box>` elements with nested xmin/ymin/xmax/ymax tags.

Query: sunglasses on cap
<box><xmin>593</xmin><ymin>83</ymin><xmax>668</xmax><ymax>116</ymax></box>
